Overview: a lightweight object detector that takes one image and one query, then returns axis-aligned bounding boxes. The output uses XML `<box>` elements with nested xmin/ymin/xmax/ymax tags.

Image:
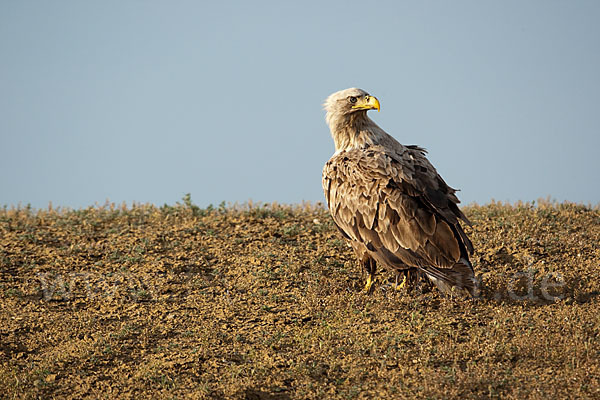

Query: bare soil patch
<box><xmin>1</xmin><ymin>200</ymin><xmax>599</xmax><ymax>399</ymax></box>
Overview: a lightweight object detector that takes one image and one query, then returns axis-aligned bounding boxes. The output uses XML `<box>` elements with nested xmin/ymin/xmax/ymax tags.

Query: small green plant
<box><xmin>181</xmin><ymin>193</ymin><xmax>204</xmax><ymax>217</ymax></box>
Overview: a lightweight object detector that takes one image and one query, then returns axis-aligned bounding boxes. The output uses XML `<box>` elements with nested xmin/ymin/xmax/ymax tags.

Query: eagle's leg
<box><xmin>395</xmin><ymin>273</ymin><xmax>407</xmax><ymax>291</ymax></box>
<box><xmin>363</xmin><ymin>258</ymin><xmax>377</xmax><ymax>293</ymax></box>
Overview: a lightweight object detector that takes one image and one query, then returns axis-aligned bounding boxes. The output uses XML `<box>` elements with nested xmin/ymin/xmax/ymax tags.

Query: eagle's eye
<box><xmin>349</xmin><ymin>96</ymin><xmax>357</xmax><ymax>104</ymax></box>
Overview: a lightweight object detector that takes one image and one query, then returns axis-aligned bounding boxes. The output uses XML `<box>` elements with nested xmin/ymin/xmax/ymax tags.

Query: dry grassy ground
<box><xmin>1</xmin><ymin>199</ymin><xmax>599</xmax><ymax>399</ymax></box>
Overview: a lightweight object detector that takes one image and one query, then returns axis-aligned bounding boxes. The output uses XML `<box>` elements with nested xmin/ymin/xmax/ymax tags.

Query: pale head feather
<box><xmin>323</xmin><ymin>88</ymin><xmax>369</xmax><ymax>127</ymax></box>
<box><xmin>323</xmin><ymin>88</ymin><xmax>390</xmax><ymax>152</ymax></box>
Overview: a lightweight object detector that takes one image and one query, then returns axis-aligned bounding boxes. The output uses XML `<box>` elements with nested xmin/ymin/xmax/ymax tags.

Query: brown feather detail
<box><xmin>347</xmin><ymin>220</ymin><xmax>361</xmax><ymax>242</ymax></box>
<box><xmin>377</xmin><ymin>204</ymin><xmax>394</xmax><ymax>232</ymax></box>
<box><xmin>356</xmin><ymin>213</ymin><xmax>383</xmax><ymax>249</ymax></box>
<box><xmin>421</xmin><ymin>261</ymin><xmax>475</xmax><ymax>295</ymax></box>
<box><xmin>422</xmin><ymin>241</ymin><xmax>454</xmax><ymax>268</ymax></box>
<box><xmin>399</xmin><ymin>195</ymin><xmax>419</xmax><ymax>217</ymax></box>
<box><xmin>361</xmin><ymin>207</ymin><xmax>377</xmax><ymax>231</ymax></box>
<box><xmin>366</xmin><ymin>200</ymin><xmax>380</xmax><ymax>230</ymax></box>
<box><xmin>454</xmin><ymin>223</ymin><xmax>474</xmax><ymax>255</ymax></box>
<box><xmin>430</xmin><ymin>220</ymin><xmax>461</xmax><ymax>262</ymax></box>
<box><xmin>389</xmin><ymin>221</ymin><xmax>412</xmax><ymax>250</ymax></box>
<box><xmin>377</xmin><ymin>201</ymin><xmax>389</xmax><ymax>222</ymax></box>
<box><xmin>415</xmin><ymin>207</ymin><xmax>436</xmax><ymax>236</ymax></box>
<box><xmin>328</xmin><ymin>179</ymin><xmax>337</xmax><ymax>206</ymax></box>
<box><xmin>375</xmin><ymin>246</ymin><xmax>427</xmax><ymax>270</ymax></box>
<box><xmin>323</xmin><ymin>177</ymin><xmax>331</xmax><ymax>204</ymax></box>
<box><xmin>338</xmin><ymin>205</ymin><xmax>351</xmax><ymax>225</ymax></box>
<box><xmin>380</xmin><ymin>228</ymin><xmax>401</xmax><ymax>254</ymax></box>
<box><xmin>449</xmin><ymin>201</ymin><xmax>472</xmax><ymax>227</ymax></box>
<box><xmin>391</xmin><ymin>216</ymin><xmax>421</xmax><ymax>251</ymax></box>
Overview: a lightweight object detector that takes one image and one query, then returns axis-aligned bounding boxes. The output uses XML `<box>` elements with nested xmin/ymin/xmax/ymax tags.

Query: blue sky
<box><xmin>2</xmin><ymin>1</ymin><xmax>599</xmax><ymax>208</ymax></box>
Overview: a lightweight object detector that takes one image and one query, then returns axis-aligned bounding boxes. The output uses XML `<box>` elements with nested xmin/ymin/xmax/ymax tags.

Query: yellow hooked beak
<box><xmin>352</xmin><ymin>95</ymin><xmax>380</xmax><ymax>112</ymax></box>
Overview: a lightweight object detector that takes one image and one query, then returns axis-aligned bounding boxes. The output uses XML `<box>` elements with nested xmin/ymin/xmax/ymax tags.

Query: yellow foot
<box><xmin>395</xmin><ymin>274</ymin><xmax>407</xmax><ymax>291</ymax></box>
<box><xmin>364</xmin><ymin>274</ymin><xmax>376</xmax><ymax>293</ymax></box>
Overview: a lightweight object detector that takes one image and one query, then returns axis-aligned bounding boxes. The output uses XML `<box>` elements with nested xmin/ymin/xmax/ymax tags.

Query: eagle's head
<box><xmin>323</xmin><ymin>88</ymin><xmax>383</xmax><ymax>151</ymax></box>
<box><xmin>323</xmin><ymin>88</ymin><xmax>380</xmax><ymax>127</ymax></box>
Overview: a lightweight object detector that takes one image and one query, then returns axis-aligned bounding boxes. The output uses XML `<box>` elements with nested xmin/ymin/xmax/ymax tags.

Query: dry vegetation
<box><xmin>1</xmin><ymin>197</ymin><xmax>599</xmax><ymax>399</ymax></box>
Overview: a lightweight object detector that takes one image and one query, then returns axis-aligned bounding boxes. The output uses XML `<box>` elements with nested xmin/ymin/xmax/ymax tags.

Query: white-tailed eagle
<box><xmin>322</xmin><ymin>88</ymin><xmax>476</xmax><ymax>296</ymax></box>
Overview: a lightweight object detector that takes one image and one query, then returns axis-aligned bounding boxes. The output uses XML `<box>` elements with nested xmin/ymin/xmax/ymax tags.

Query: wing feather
<box><xmin>430</xmin><ymin>219</ymin><xmax>461</xmax><ymax>261</ymax></box>
<box><xmin>323</xmin><ymin>143</ymin><xmax>473</xmax><ymax>293</ymax></box>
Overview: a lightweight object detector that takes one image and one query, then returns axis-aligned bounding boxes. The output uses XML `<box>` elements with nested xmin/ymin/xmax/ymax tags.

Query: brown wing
<box><xmin>322</xmin><ymin>144</ymin><xmax>474</xmax><ymax>293</ymax></box>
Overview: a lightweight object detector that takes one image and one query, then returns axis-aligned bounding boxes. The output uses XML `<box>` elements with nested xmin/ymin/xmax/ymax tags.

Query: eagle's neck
<box><xmin>328</xmin><ymin>111</ymin><xmax>387</xmax><ymax>152</ymax></box>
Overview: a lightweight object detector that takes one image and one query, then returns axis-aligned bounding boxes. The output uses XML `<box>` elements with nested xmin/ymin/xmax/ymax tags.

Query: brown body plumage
<box><xmin>322</xmin><ymin>88</ymin><xmax>476</xmax><ymax>295</ymax></box>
